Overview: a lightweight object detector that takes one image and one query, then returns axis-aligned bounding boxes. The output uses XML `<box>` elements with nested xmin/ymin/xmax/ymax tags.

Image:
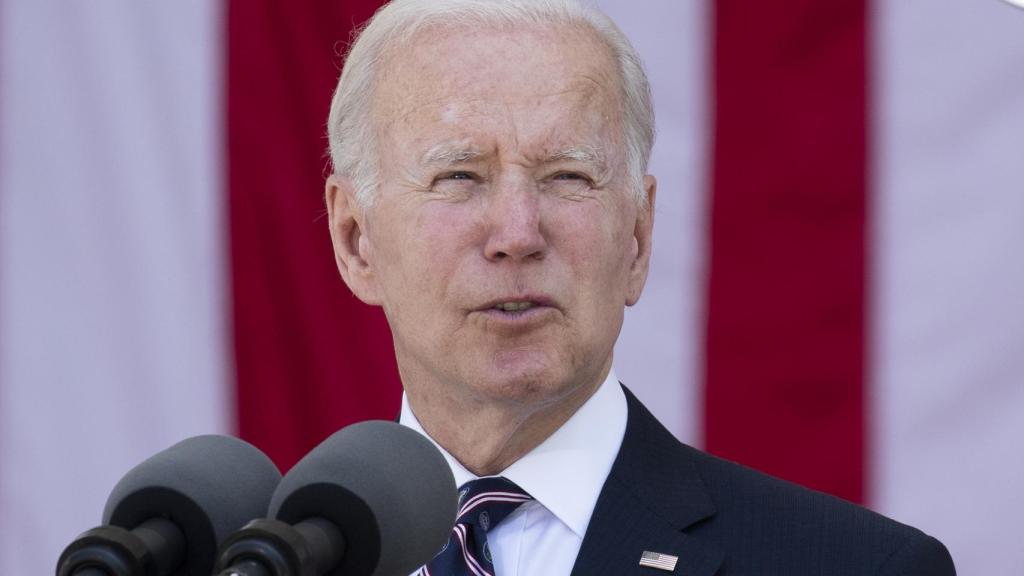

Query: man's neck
<box><xmin>405</xmin><ymin>372</ymin><xmax>607</xmax><ymax>476</ymax></box>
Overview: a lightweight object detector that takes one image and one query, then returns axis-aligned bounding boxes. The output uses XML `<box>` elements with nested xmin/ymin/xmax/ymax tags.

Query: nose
<box><xmin>483</xmin><ymin>176</ymin><xmax>547</xmax><ymax>262</ymax></box>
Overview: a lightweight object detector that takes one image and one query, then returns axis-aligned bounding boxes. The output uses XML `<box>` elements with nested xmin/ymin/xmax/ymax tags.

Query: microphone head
<box><xmin>269</xmin><ymin>420</ymin><xmax>457</xmax><ymax>576</ymax></box>
<box><xmin>102</xmin><ymin>435</ymin><xmax>281</xmax><ymax>575</ymax></box>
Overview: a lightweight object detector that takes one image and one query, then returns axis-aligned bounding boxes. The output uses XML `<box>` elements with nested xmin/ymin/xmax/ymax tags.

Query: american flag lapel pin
<box><xmin>639</xmin><ymin>550</ymin><xmax>679</xmax><ymax>572</ymax></box>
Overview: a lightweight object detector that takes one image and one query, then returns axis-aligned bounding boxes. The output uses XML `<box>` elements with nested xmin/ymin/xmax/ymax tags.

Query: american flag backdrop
<box><xmin>2</xmin><ymin>1</ymin><xmax>1022</xmax><ymax>574</ymax></box>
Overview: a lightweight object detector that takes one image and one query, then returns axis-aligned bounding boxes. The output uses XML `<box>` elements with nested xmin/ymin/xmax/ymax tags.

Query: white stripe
<box><xmin>459</xmin><ymin>496</ymin><xmax>532</xmax><ymax>520</ymax></box>
<box><xmin>0</xmin><ymin>1</ymin><xmax>229</xmax><ymax>574</ymax></box>
<box><xmin>597</xmin><ymin>0</ymin><xmax>709</xmax><ymax>446</ymax></box>
<box><xmin>454</xmin><ymin>524</ymin><xmax>492</xmax><ymax>576</ymax></box>
<box><xmin>873</xmin><ymin>1</ymin><xmax>1024</xmax><ymax>574</ymax></box>
<box><xmin>460</xmin><ymin>489</ymin><xmax>530</xmax><ymax>508</ymax></box>
<box><xmin>459</xmin><ymin>492</ymin><xmax>532</xmax><ymax>516</ymax></box>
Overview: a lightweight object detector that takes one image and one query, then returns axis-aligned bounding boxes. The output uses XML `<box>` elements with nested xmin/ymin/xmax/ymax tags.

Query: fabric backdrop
<box><xmin>1</xmin><ymin>1</ymin><xmax>1021</xmax><ymax>574</ymax></box>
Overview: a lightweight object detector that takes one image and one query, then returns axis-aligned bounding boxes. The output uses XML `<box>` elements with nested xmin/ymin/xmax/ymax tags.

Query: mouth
<box><xmin>481</xmin><ymin>295</ymin><xmax>556</xmax><ymax>313</ymax></box>
<box><xmin>474</xmin><ymin>296</ymin><xmax>559</xmax><ymax>325</ymax></box>
<box><xmin>492</xmin><ymin>301</ymin><xmax>540</xmax><ymax>312</ymax></box>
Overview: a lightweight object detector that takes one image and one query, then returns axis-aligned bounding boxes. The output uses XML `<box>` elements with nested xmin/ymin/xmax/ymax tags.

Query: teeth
<box><xmin>495</xmin><ymin>301</ymin><xmax>535</xmax><ymax>312</ymax></box>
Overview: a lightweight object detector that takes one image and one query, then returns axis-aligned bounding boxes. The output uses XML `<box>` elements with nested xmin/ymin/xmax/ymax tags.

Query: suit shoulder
<box><xmin>690</xmin><ymin>445</ymin><xmax>908</xmax><ymax>532</ymax></box>
<box><xmin>876</xmin><ymin>530</ymin><xmax>956</xmax><ymax>576</ymax></box>
<box><xmin>617</xmin><ymin>387</ymin><xmax>955</xmax><ymax>574</ymax></box>
<box><xmin>684</xmin><ymin>444</ymin><xmax>955</xmax><ymax>574</ymax></box>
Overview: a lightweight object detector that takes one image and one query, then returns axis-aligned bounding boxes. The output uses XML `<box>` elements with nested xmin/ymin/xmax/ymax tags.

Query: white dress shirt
<box><xmin>400</xmin><ymin>370</ymin><xmax>628</xmax><ymax>576</ymax></box>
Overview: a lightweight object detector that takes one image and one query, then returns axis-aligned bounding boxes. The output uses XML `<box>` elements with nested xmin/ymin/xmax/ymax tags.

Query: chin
<box><xmin>473</xmin><ymin>355</ymin><xmax>580</xmax><ymax>405</ymax></box>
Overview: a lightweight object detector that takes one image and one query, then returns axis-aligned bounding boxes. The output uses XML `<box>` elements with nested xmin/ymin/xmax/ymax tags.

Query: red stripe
<box><xmin>226</xmin><ymin>0</ymin><xmax>397</xmax><ymax>471</ymax></box>
<box><xmin>705</xmin><ymin>0</ymin><xmax>868</xmax><ymax>503</ymax></box>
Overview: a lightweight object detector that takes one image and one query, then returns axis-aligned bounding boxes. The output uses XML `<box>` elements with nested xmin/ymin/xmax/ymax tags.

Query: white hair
<box><xmin>327</xmin><ymin>0</ymin><xmax>655</xmax><ymax>207</ymax></box>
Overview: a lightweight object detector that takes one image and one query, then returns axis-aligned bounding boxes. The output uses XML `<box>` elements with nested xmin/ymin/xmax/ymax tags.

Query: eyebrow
<box><xmin>542</xmin><ymin>145</ymin><xmax>607</xmax><ymax>166</ymax></box>
<box><xmin>419</xmin><ymin>143</ymin><xmax>609</xmax><ymax>170</ymax></box>
<box><xmin>420</xmin><ymin>143</ymin><xmax>484</xmax><ymax>167</ymax></box>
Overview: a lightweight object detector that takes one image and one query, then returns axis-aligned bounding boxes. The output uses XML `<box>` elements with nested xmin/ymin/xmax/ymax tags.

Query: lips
<box><xmin>478</xmin><ymin>295</ymin><xmax>557</xmax><ymax>313</ymax></box>
<box><xmin>469</xmin><ymin>295</ymin><xmax>560</xmax><ymax>333</ymax></box>
<box><xmin>494</xmin><ymin>301</ymin><xmax>535</xmax><ymax>312</ymax></box>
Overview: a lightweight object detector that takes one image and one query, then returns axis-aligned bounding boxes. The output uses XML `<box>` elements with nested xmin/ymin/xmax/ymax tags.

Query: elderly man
<box><xmin>324</xmin><ymin>1</ymin><xmax>955</xmax><ymax>575</ymax></box>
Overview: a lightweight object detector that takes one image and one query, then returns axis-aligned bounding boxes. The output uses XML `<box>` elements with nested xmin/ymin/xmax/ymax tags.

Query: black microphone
<box><xmin>214</xmin><ymin>420</ymin><xmax>458</xmax><ymax>576</ymax></box>
<box><xmin>56</xmin><ymin>435</ymin><xmax>282</xmax><ymax>576</ymax></box>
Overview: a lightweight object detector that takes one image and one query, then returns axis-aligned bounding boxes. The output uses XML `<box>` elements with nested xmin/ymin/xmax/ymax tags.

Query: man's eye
<box><xmin>441</xmin><ymin>171</ymin><xmax>476</xmax><ymax>181</ymax></box>
<box><xmin>552</xmin><ymin>172</ymin><xmax>592</xmax><ymax>184</ymax></box>
<box><xmin>429</xmin><ymin>171</ymin><xmax>481</xmax><ymax>198</ymax></box>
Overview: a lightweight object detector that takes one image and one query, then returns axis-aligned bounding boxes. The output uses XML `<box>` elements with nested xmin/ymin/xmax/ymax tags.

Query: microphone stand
<box><xmin>216</xmin><ymin>559</ymin><xmax>272</xmax><ymax>576</ymax></box>
<box><xmin>58</xmin><ymin>518</ymin><xmax>185</xmax><ymax>576</ymax></box>
<box><xmin>214</xmin><ymin>518</ymin><xmax>345</xmax><ymax>576</ymax></box>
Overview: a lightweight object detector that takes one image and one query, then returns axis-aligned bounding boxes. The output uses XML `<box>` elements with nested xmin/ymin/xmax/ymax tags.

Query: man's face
<box><xmin>333</xmin><ymin>26</ymin><xmax>654</xmax><ymax>409</ymax></box>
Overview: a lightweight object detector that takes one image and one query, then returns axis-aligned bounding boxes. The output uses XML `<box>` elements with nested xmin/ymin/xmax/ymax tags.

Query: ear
<box><xmin>625</xmin><ymin>175</ymin><xmax>656</xmax><ymax>306</ymax></box>
<box><xmin>325</xmin><ymin>175</ymin><xmax>382</xmax><ymax>305</ymax></box>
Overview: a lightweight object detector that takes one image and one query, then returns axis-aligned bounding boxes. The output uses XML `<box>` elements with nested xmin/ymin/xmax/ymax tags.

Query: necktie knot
<box><xmin>420</xmin><ymin>477</ymin><xmax>532</xmax><ymax>576</ymax></box>
<box><xmin>456</xmin><ymin>476</ymin><xmax>532</xmax><ymax>529</ymax></box>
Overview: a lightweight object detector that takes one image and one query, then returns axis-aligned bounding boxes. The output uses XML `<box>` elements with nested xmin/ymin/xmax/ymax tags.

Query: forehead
<box><xmin>372</xmin><ymin>25</ymin><xmax>623</xmax><ymax>157</ymax></box>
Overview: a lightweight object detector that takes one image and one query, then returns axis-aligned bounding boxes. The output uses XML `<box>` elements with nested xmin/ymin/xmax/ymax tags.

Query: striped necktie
<box><xmin>419</xmin><ymin>476</ymin><xmax>533</xmax><ymax>576</ymax></box>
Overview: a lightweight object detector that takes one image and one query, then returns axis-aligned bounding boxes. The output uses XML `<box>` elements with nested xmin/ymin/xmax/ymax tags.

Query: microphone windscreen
<box><xmin>102</xmin><ymin>435</ymin><xmax>281</xmax><ymax>575</ymax></box>
<box><xmin>269</xmin><ymin>420</ymin><xmax>457</xmax><ymax>576</ymax></box>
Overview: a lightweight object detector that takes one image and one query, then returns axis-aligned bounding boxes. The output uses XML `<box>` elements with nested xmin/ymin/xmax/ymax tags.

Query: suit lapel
<box><xmin>570</xmin><ymin>387</ymin><xmax>723</xmax><ymax>576</ymax></box>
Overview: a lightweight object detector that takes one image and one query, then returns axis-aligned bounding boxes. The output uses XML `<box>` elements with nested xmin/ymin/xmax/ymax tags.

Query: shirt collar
<box><xmin>399</xmin><ymin>369</ymin><xmax>628</xmax><ymax>538</ymax></box>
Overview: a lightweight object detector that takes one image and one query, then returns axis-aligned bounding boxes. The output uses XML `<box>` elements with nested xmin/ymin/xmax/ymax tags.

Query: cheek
<box><xmin>373</xmin><ymin>203</ymin><xmax>481</xmax><ymax>304</ymax></box>
<box><xmin>552</xmin><ymin>202</ymin><xmax>634</xmax><ymax>283</ymax></box>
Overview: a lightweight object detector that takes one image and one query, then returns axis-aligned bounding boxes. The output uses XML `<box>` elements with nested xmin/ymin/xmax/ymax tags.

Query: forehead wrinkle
<box><xmin>386</xmin><ymin>73</ymin><xmax>612</xmax><ymax>124</ymax></box>
<box><xmin>376</xmin><ymin>23</ymin><xmax>623</xmax><ymax>113</ymax></box>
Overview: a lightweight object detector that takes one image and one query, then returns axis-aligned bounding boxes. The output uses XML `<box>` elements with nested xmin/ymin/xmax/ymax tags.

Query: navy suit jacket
<box><xmin>569</xmin><ymin>387</ymin><xmax>956</xmax><ymax>575</ymax></box>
